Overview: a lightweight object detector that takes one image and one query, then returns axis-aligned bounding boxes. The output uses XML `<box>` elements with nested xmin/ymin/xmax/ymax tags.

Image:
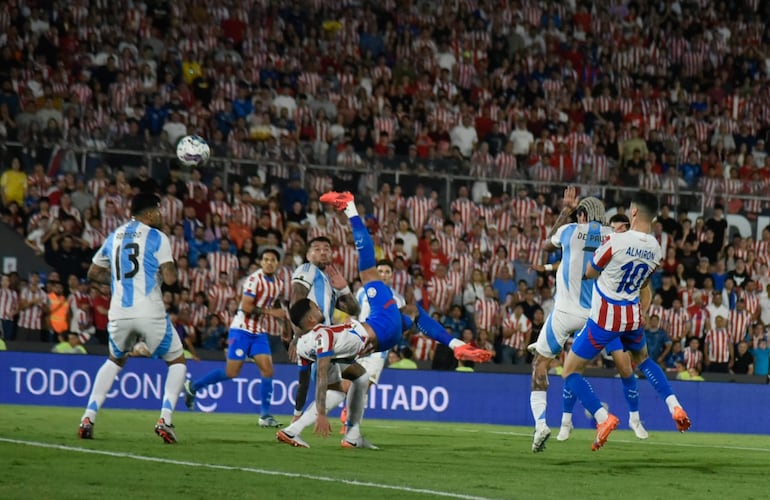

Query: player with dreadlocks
<box><xmin>527</xmin><ymin>188</ymin><xmax>649</xmax><ymax>453</ymax></box>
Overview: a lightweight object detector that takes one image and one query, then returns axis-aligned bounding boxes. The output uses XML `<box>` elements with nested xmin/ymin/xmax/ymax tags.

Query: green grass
<box><xmin>0</xmin><ymin>405</ymin><xmax>768</xmax><ymax>500</ymax></box>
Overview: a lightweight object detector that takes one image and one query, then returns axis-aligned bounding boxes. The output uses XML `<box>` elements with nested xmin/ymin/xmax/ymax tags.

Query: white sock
<box><xmin>344</xmin><ymin>200</ymin><xmax>358</xmax><ymax>218</ymax></box>
<box><xmin>530</xmin><ymin>391</ymin><xmax>548</xmax><ymax>429</ymax></box>
<box><xmin>345</xmin><ymin>375</ymin><xmax>368</xmax><ymax>428</ymax></box>
<box><xmin>449</xmin><ymin>339</ymin><xmax>464</xmax><ymax>350</ymax></box>
<box><xmin>629</xmin><ymin>410</ymin><xmax>641</xmax><ymax>422</ymax></box>
<box><xmin>83</xmin><ymin>359</ymin><xmax>122</xmax><ymax>422</ymax></box>
<box><xmin>561</xmin><ymin>413</ymin><xmax>573</xmax><ymax>426</ymax></box>
<box><xmin>665</xmin><ymin>395</ymin><xmax>681</xmax><ymax>414</ymax></box>
<box><xmin>345</xmin><ymin>423</ymin><xmax>361</xmax><ymax>441</ymax></box>
<box><xmin>594</xmin><ymin>407</ymin><xmax>609</xmax><ymax>424</ymax></box>
<box><xmin>286</xmin><ymin>390</ymin><xmax>347</xmax><ymax>436</ymax></box>
<box><xmin>160</xmin><ymin>363</ymin><xmax>187</xmax><ymax>425</ymax></box>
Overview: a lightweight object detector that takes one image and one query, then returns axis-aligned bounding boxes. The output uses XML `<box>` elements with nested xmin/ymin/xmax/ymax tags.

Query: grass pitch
<box><xmin>0</xmin><ymin>405</ymin><xmax>767</xmax><ymax>500</ymax></box>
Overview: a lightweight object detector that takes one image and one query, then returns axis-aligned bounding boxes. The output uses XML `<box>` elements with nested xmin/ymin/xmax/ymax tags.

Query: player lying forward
<box><xmin>277</xmin><ymin>191</ymin><xmax>492</xmax><ymax>448</ymax></box>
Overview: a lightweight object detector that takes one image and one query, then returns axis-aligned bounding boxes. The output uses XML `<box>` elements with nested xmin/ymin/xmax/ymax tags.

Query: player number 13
<box><xmin>115</xmin><ymin>243</ymin><xmax>140</xmax><ymax>281</ymax></box>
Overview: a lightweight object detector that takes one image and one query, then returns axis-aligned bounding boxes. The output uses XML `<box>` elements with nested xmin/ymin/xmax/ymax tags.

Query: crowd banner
<box><xmin>1</xmin><ymin>352</ymin><xmax>768</xmax><ymax>435</ymax></box>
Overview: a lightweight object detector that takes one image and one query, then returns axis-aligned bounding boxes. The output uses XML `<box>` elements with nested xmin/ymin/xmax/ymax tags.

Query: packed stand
<box><xmin>1</xmin><ymin>0</ymin><xmax>770</xmax><ymax>376</ymax></box>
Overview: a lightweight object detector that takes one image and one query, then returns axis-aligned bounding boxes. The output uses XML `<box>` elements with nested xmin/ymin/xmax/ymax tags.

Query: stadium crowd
<box><xmin>1</xmin><ymin>0</ymin><xmax>770</xmax><ymax>377</ymax></box>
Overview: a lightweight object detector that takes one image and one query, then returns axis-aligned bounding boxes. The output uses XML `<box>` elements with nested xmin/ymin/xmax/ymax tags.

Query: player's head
<box><xmin>289</xmin><ymin>298</ymin><xmax>323</xmax><ymax>332</ymax></box>
<box><xmin>576</xmin><ymin>197</ymin><xmax>605</xmax><ymax>224</ymax></box>
<box><xmin>131</xmin><ymin>192</ymin><xmax>162</xmax><ymax>227</ymax></box>
<box><xmin>609</xmin><ymin>213</ymin><xmax>630</xmax><ymax>233</ymax></box>
<box><xmin>306</xmin><ymin>236</ymin><xmax>332</xmax><ymax>269</ymax></box>
<box><xmin>260</xmin><ymin>248</ymin><xmax>281</xmax><ymax>275</ymax></box>
<box><xmin>629</xmin><ymin>190</ymin><xmax>658</xmax><ymax>225</ymax></box>
<box><xmin>376</xmin><ymin>259</ymin><xmax>393</xmax><ymax>285</ymax></box>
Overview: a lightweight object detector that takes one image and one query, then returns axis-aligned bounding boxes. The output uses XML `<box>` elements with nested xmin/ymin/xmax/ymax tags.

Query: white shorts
<box><xmin>532</xmin><ymin>308</ymin><xmax>588</xmax><ymax>359</ymax></box>
<box><xmin>107</xmin><ymin>316</ymin><xmax>184</xmax><ymax>362</ymax></box>
<box><xmin>357</xmin><ymin>352</ymin><xmax>387</xmax><ymax>384</ymax></box>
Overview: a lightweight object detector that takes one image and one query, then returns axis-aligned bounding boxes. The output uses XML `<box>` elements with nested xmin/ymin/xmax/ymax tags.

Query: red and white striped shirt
<box><xmin>169</xmin><ymin>235</ymin><xmax>189</xmax><ymax>261</ymax></box>
<box><xmin>190</xmin><ymin>268</ymin><xmax>212</xmax><ymax>296</ymax></box>
<box><xmin>683</xmin><ymin>347</ymin><xmax>703</xmax><ymax>370</ymax></box>
<box><xmin>663</xmin><ymin>307</ymin><xmax>690</xmax><ymax>342</ymax></box>
<box><xmin>705</xmin><ymin>327</ymin><xmax>731</xmax><ymax>363</ymax></box>
<box><xmin>410</xmin><ymin>334</ymin><xmax>437</xmax><ymax>361</ymax></box>
<box><xmin>233</xmin><ymin>270</ymin><xmax>282</xmax><ymax>334</ymax></box>
<box><xmin>391</xmin><ymin>270</ymin><xmax>413</xmax><ymax>299</ymax></box>
<box><xmin>474</xmin><ymin>297</ymin><xmax>500</xmax><ymax>332</ymax></box>
<box><xmin>501</xmin><ymin>313</ymin><xmax>530</xmax><ymax>348</ymax></box>
<box><xmin>427</xmin><ymin>276</ymin><xmax>453</xmax><ymax>313</ymax></box>
<box><xmin>161</xmin><ymin>196</ymin><xmax>184</xmax><ymax>227</ymax></box>
<box><xmin>728</xmin><ymin>309</ymin><xmax>752</xmax><ymax>344</ymax></box>
<box><xmin>688</xmin><ymin>306</ymin><xmax>710</xmax><ymax>339</ymax></box>
<box><xmin>333</xmin><ymin>245</ymin><xmax>360</xmax><ymax>284</ymax></box>
<box><xmin>0</xmin><ymin>288</ymin><xmax>18</xmax><ymax>320</ymax></box>
<box><xmin>207</xmin><ymin>283</ymin><xmax>236</xmax><ymax>313</ymax></box>
<box><xmin>208</xmin><ymin>251</ymin><xmax>239</xmax><ymax>283</ymax></box>
<box><xmin>18</xmin><ymin>286</ymin><xmax>48</xmax><ymax>330</ymax></box>
<box><xmin>406</xmin><ymin>196</ymin><xmax>436</xmax><ymax>233</ymax></box>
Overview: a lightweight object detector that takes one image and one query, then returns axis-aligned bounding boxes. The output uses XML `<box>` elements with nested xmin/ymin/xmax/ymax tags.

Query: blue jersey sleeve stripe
<box><xmin>144</xmin><ymin>228</ymin><xmax>161</xmax><ymax>296</ymax></box>
<box><xmin>317</xmin><ymin>351</ymin><xmax>334</xmax><ymax>358</ymax></box>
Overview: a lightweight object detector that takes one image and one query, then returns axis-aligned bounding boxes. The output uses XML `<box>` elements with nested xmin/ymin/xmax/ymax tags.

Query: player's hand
<box><xmin>314</xmin><ymin>414</ymin><xmax>331</xmax><ymax>438</ymax></box>
<box><xmin>563</xmin><ymin>186</ymin><xmax>578</xmax><ymax>210</ymax></box>
<box><xmin>288</xmin><ymin>339</ymin><xmax>298</xmax><ymax>363</ymax></box>
<box><xmin>326</xmin><ymin>264</ymin><xmax>348</xmax><ymax>290</ymax></box>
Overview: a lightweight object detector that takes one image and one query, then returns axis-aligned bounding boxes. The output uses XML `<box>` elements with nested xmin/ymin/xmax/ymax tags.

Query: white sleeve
<box><xmin>550</xmin><ymin>224</ymin><xmax>566</xmax><ymax>248</ymax></box>
<box><xmin>156</xmin><ymin>232</ymin><xmax>174</xmax><ymax>265</ymax></box>
<box><xmin>92</xmin><ymin>234</ymin><xmax>112</xmax><ymax>268</ymax></box>
<box><xmin>291</xmin><ymin>263</ymin><xmax>314</xmax><ymax>290</ymax></box>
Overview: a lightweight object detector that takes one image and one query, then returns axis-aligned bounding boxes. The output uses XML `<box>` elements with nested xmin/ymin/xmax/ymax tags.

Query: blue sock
<box><xmin>564</xmin><ymin>373</ymin><xmax>603</xmax><ymax>416</ymax></box>
<box><xmin>639</xmin><ymin>358</ymin><xmax>674</xmax><ymax>400</ymax></box>
<box><xmin>401</xmin><ymin>313</ymin><xmax>414</xmax><ymax>331</ymax></box>
<box><xmin>562</xmin><ymin>386</ymin><xmax>577</xmax><ymax>414</ymax></box>
<box><xmin>415</xmin><ymin>304</ymin><xmax>454</xmax><ymax>346</ymax></box>
<box><xmin>349</xmin><ymin>215</ymin><xmax>376</xmax><ymax>271</ymax></box>
<box><xmin>621</xmin><ymin>376</ymin><xmax>640</xmax><ymax>412</ymax></box>
<box><xmin>192</xmin><ymin>368</ymin><xmax>229</xmax><ymax>392</ymax></box>
<box><xmin>260</xmin><ymin>377</ymin><xmax>273</xmax><ymax>417</ymax></box>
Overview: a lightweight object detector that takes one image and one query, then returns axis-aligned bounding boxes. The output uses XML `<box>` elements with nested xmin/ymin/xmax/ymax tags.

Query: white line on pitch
<box><xmin>0</xmin><ymin>437</ymin><xmax>499</xmax><ymax>500</ymax></box>
<box><xmin>365</xmin><ymin>425</ymin><xmax>770</xmax><ymax>453</ymax></box>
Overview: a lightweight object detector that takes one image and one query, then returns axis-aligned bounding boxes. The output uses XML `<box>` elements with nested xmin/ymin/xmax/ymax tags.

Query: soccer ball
<box><xmin>176</xmin><ymin>135</ymin><xmax>211</xmax><ymax>167</ymax></box>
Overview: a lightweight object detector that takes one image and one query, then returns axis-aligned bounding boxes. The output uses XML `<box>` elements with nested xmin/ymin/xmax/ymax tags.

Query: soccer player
<box><xmin>279</xmin><ymin>191</ymin><xmax>492</xmax><ymax>447</ymax></box>
<box><xmin>183</xmin><ymin>248</ymin><xmax>285</xmax><ymax>427</ymax></box>
<box><xmin>562</xmin><ymin>190</ymin><xmax>691</xmax><ymax>451</ymax></box>
<box><xmin>78</xmin><ymin>193</ymin><xmax>187</xmax><ymax>443</ymax></box>
<box><xmin>528</xmin><ymin>194</ymin><xmax>649</xmax><ymax>452</ymax></box>
<box><xmin>289</xmin><ymin>235</ymin><xmax>361</xmax><ymax>418</ymax></box>
<box><xmin>554</xmin><ymin>213</ymin><xmax>649</xmax><ymax>443</ymax></box>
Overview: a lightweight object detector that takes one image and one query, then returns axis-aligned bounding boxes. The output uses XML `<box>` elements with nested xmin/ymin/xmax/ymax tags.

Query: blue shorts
<box><xmin>227</xmin><ymin>328</ymin><xmax>271</xmax><ymax>360</ymax></box>
<box><xmin>362</xmin><ymin>281</ymin><xmax>402</xmax><ymax>351</ymax></box>
<box><xmin>571</xmin><ymin>319</ymin><xmax>646</xmax><ymax>360</ymax></box>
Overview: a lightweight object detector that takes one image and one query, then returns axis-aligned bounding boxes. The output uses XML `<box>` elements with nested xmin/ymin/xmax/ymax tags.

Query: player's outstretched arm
<box><xmin>547</xmin><ymin>186</ymin><xmax>579</xmax><ymax>240</ymax></box>
<box><xmin>87</xmin><ymin>263</ymin><xmax>111</xmax><ymax>285</ymax></box>
<box><xmin>327</xmin><ymin>265</ymin><xmax>361</xmax><ymax>316</ymax></box>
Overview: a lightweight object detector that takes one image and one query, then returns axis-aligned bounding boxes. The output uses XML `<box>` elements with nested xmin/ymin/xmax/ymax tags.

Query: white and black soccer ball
<box><xmin>176</xmin><ymin>135</ymin><xmax>211</xmax><ymax>167</ymax></box>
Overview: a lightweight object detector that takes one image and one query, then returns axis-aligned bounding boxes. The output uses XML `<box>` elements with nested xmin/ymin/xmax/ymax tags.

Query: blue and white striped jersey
<box><xmin>93</xmin><ymin>219</ymin><xmax>173</xmax><ymax>320</ymax></box>
<box><xmin>292</xmin><ymin>263</ymin><xmax>337</xmax><ymax>325</ymax></box>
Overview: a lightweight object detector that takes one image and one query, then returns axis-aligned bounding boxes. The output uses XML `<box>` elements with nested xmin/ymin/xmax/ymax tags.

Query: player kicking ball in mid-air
<box><xmin>528</xmin><ymin>191</ymin><xmax>649</xmax><ymax>453</ymax></box>
<box><xmin>79</xmin><ymin>193</ymin><xmax>187</xmax><ymax>443</ymax></box>
<box><xmin>276</xmin><ymin>191</ymin><xmax>492</xmax><ymax>449</ymax></box>
<box><xmin>562</xmin><ymin>190</ymin><xmax>691</xmax><ymax>451</ymax></box>
<box><xmin>183</xmin><ymin>248</ymin><xmax>285</xmax><ymax>428</ymax></box>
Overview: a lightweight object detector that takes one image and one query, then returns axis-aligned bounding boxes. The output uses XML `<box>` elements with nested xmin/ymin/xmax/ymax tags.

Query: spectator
<box><xmin>388</xmin><ymin>347</ymin><xmax>418</xmax><ymax>370</ymax></box>
<box><xmin>1</xmin><ymin>158</ymin><xmax>27</xmax><ymax>207</ymax></box>
<box><xmin>732</xmin><ymin>341</ymin><xmax>754</xmax><ymax>375</ymax></box>
<box><xmin>645</xmin><ymin>314</ymin><xmax>672</xmax><ymax>367</ymax></box>
<box><xmin>751</xmin><ymin>337</ymin><xmax>770</xmax><ymax>379</ymax></box>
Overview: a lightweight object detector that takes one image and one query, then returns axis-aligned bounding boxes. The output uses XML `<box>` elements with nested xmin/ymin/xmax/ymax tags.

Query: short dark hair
<box><xmin>609</xmin><ymin>213</ymin><xmax>630</xmax><ymax>226</ymax></box>
<box><xmin>260</xmin><ymin>248</ymin><xmax>281</xmax><ymax>260</ymax></box>
<box><xmin>289</xmin><ymin>298</ymin><xmax>315</xmax><ymax>327</ymax></box>
<box><xmin>307</xmin><ymin>236</ymin><xmax>332</xmax><ymax>247</ymax></box>
<box><xmin>131</xmin><ymin>193</ymin><xmax>161</xmax><ymax>216</ymax></box>
<box><xmin>376</xmin><ymin>259</ymin><xmax>393</xmax><ymax>270</ymax></box>
<box><xmin>631</xmin><ymin>190</ymin><xmax>658</xmax><ymax>219</ymax></box>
